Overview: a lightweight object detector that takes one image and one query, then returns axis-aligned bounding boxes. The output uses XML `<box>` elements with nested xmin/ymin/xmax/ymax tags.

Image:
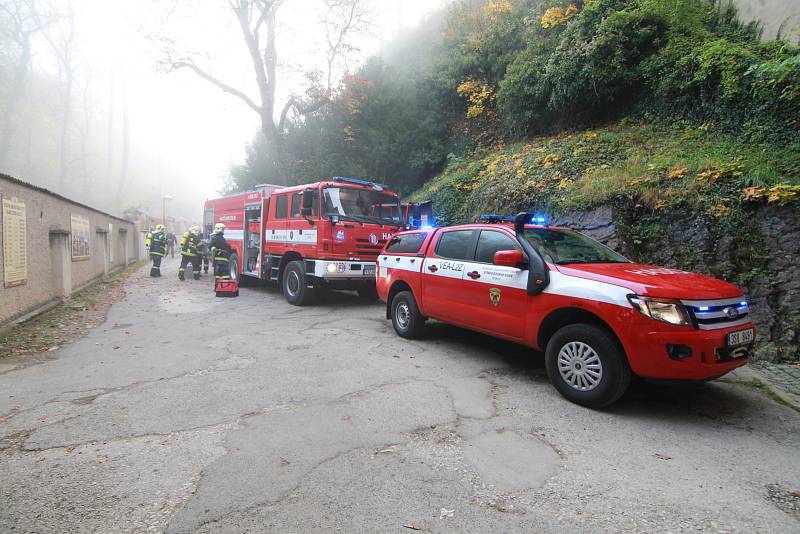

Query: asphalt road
<box><xmin>1</xmin><ymin>258</ymin><xmax>799</xmax><ymax>533</ymax></box>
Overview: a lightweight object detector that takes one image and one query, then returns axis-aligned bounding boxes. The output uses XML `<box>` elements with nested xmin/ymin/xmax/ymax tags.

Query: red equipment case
<box><xmin>215</xmin><ymin>279</ymin><xmax>239</xmax><ymax>297</ymax></box>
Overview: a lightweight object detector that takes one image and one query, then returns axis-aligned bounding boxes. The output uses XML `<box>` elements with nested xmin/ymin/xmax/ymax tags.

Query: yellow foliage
<box><xmin>584</xmin><ymin>131</ymin><xmax>599</xmax><ymax>141</ymax></box>
<box><xmin>541</xmin><ymin>4</ymin><xmax>578</xmax><ymax>29</ymax></box>
<box><xmin>668</xmin><ymin>167</ymin><xmax>688</xmax><ymax>180</ymax></box>
<box><xmin>542</xmin><ymin>153</ymin><xmax>559</xmax><ymax>169</ymax></box>
<box><xmin>626</xmin><ymin>178</ymin><xmax>643</xmax><ymax>188</ymax></box>
<box><xmin>708</xmin><ymin>203</ymin><xmax>732</xmax><ymax>218</ymax></box>
<box><xmin>742</xmin><ymin>186</ymin><xmax>766</xmax><ymax>202</ymax></box>
<box><xmin>697</xmin><ymin>162</ymin><xmax>743</xmax><ymax>183</ymax></box>
<box><xmin>456</xmin><ymin>79</ymin><xmax>495</xmax><ymax>119</ymax></box>
<box><xmin>767</xmin><ymin>184</ymin><xmax>800</xmax><ymax>205</ymax></box>
<box><xmin>556</xmin><ymin>176</ymin><xmax>572</xmax><ymax>190</ymax></box>
<box><xmin>484</xmin><ymin>0</ymin><xmax>513</xmax><ymax>22</ymax></box>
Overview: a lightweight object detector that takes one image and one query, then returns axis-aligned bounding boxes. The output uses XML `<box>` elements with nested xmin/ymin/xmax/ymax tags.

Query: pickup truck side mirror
<box><xmin>493</xmin><ymin>249</ymin><xmax>524</xmax><ymax>268</ymax></box>
<box><xmin>301</xmin><ymin>188</ymin><xmax>314</xmax><ymax>217</ymax></box>
<box><xmin>514</xmin><ymin>212</ymin><xmax>550</xmax><ymax>295</ymax></box>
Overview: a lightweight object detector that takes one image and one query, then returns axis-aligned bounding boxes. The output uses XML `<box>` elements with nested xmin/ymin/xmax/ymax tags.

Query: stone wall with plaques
<box><xmin>0</xmin><ymin>174</ymin><xmax>139</xmax><ymax>326</ymax></box>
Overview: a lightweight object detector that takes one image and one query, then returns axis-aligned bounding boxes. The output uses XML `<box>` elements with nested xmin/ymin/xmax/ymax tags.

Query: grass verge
<box><xmin>0</xmin><ymin>260</ymin><xmax>147</xmax><ymax>361</ymax></box>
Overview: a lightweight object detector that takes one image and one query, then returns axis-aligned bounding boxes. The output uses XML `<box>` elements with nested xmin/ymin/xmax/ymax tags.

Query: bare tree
<box><xmin>0</xmin><ymin>0</ymin><xmax>52</xmax><ymax>167</ymax></box>
<box><xmin>43</xmin><ymin>4</ymin><xmax>78</xmax><ymax>190</ymax></box>
<box><xmin>161</xmin><ymin>0</ymin><xmax>371</xmax><ymax>183</ymax></box>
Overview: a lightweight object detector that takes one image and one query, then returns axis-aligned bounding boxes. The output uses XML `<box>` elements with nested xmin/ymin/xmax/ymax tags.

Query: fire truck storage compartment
<box><xmin>243</xmin><ymin>204</ymin><xmax>262</xmax><ymax>274</ymax></box>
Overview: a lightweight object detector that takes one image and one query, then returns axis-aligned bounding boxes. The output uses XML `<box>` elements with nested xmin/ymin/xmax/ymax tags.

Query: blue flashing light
<box><xmin>420</xmin><ymin>225</ymin><xmax>435</xmax><ymax>231</ymax></box>
<box><xmin>739</xmin><ymin>301</ymin><xmax>748</xmax><ymax>306</ymax></box>
<box><xmin>698</xmin><ymin>306</ymin><xmax>710</xmax><ymax>312</ymax></box>
<box><xmin>530</xmin><ymin>213</ymin><xmax>549</xmax><ymax>225</ymax></box>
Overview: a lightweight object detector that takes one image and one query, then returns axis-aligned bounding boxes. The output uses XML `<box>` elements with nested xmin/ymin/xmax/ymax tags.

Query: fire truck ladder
<box><xmin>267</xmin><ymin>254</ymin><xmax>281</xmax><ymax>282</ymax></box>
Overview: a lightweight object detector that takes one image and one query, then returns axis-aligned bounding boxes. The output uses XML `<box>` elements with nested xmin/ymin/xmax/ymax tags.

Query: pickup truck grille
<box><xmin>682</xmin><ymin>297</ymin><xmax>751</xmax><ymax>330</ymax></box>
<box><xmin>354</xmin><ymin>238</ymin><xmax>387</xmax><ymax>258</ymax></box>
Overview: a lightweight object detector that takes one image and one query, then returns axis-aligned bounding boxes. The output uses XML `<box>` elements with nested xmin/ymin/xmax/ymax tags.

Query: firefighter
<box><xmin>178</xmin><ymin>226</ymin><xmax>202</xmax><ymax>281</ymax></box>
<box><xmin>145</xmin><ymin>224</ymin><xmax>167</xmax><ymax>277</ymax></box>
<box><xmin>210</xmin><ymin>223</ymin><xmax>233</xmax><ymax>280</ymax></box>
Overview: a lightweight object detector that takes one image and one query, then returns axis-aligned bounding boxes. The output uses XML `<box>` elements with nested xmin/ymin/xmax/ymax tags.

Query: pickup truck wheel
<box><xmin>283</xmin><ymin>260</ymin><xmax>315</xmax><ymax>306</ymax></box>
<box><xmin>391</xmin><ymin>291</ymin><xmax>425</xmax><ymax>339</ymax></box>
<box><xmin>545</xmin><ymin>324</ymin><xmax>631</xmax><ymax>408</ymax></box>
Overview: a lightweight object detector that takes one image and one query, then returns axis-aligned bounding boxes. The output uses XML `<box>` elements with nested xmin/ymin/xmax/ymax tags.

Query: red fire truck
<box><xmin>376</xmin><ymin>213</ymin><xmax>755</xmax><ymax>408</ymax></box>
<box><xmin>204</xmin><ymin>177</ymin><xmax>404</xmax><ymax>305</ymax></box>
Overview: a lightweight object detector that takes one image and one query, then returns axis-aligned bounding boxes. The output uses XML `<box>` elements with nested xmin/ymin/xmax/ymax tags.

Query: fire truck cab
<box><xmin>376</xmin><ymin>213</ymin><xmax>755</xmax><ymax>408</ymax></box>
<box><xmin>204</xmin><ymin>178</ymin><xmax>403</xmax><ymax>305</ymax></box>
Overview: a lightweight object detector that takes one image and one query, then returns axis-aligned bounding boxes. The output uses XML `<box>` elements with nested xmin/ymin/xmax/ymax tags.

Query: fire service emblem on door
<box><xmin>489</xmin><ymin>287</ymin><xmax>501</xmax><ymax>307</ymax></box>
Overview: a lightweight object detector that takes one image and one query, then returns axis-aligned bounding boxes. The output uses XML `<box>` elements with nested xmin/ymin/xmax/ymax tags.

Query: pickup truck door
<box><xmin>458</xmin><ymin>229</ymin><xmax>528</xmax><ymax>340</ymax></box>
<box><xmin>420</xmin><ymin>229</ymin><xmax>476</xmax><ymax>326</ymax></box>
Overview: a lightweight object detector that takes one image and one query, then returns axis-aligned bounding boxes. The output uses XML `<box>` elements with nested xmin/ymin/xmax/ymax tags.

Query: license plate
<box><xmin>363</xmin><ymin>265</ymin><xmax>376</xmax><ymax>276</ymax></box>
<box><xmin>726</xmin><ymin>328</ymin><xmax>754</xmax><ymax>347</ymax></box>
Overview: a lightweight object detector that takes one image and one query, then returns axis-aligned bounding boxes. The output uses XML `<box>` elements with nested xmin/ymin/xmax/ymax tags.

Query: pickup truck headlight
<box><xmin>628</xmin><ymin>295</ymin><xmax>691</xmax><ymax>326</ymax></box>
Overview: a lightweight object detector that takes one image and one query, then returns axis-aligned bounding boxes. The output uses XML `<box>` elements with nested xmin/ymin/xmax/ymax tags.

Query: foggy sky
<box><xmin>1</xmin><ymin>0</ymin><xmax>449</xmax><ymax>223</ymax></box>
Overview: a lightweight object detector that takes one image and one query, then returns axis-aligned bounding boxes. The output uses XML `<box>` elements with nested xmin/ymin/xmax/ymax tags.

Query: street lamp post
<box><xmin>162</xmin><ymin>195</ymin><xmax>173</xmax><ymax>231</ymax></box>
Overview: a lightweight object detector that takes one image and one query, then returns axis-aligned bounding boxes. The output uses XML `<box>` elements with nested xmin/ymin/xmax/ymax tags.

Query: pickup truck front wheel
<box><xmin>545</xmin><ymin>324</ymin><xmax>631</xmax><ymax>408</ymax></box>
<box><xmin>391</xmin><ymin>291</ymin><xmax>425</xmax><ymax>339</ymax></box>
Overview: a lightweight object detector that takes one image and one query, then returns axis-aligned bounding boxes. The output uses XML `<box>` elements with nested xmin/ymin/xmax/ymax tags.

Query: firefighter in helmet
<box><xmin>178</xmin><ymin>226</ymin><xmax>203</xmax><ymax>281</ymax></box>
<box><xmin>145</xmin><ymin>224</ymin><xmax>167</xmax><ymax>277</ymax></box>
<box><xmin>210</xmin><ymin>223</ymin><xmax>233</xmax><ymax>280</ymax></box>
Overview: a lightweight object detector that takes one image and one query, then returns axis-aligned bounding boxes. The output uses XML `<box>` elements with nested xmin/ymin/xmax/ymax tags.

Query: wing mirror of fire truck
<box><xmin>301</xmin><ymin>188</ymin><xmax>315</xmax><ymax>222</ymax></box>
<box><xmin>493</xmin><ymin>250</ymin><xmax>525</xmax><ymax>268</ymax></box>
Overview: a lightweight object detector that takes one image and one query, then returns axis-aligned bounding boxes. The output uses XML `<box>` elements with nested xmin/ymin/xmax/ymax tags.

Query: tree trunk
<box><xmin>0</xmin><ymin>35</ymin><xmax>31</xmax><ymax>167</ymax></box>
<box><xmin>119</xmin><ymin>79</ymin><xmax>130</xmax><ymax>199</ymax></box>
<box><xmin>57</xmin><ymin>64</ymin><xmax>73</xmax><ymax>190</ymax></box>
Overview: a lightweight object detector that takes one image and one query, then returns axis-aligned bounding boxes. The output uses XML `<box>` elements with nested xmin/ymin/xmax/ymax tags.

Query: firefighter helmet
<box><xmin>214</xmin><ymin>223</ymin><xmax>226</xmax><ymax>233</ymax></box>
<box><xmin>155</xmin><ymin>224</ymin><xmax>165</xmax><ymax>232</ymax></box>
<box><xmin>190</xmin><ymin>225</ymin><xmax>201</xmax><ymax>235</ymax></box>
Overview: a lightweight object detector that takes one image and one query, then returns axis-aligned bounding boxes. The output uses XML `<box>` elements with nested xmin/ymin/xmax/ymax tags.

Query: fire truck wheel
<box><xmin>545</xmin><ymin>324</ymin><xmax>631</xmax><ymax>409</ymax></box>
<box><xmin>357</xmin><ymin>284</ymin><xmax>379</xmax><ymax>300</ymax></box>
<box><xmin>283</xmin><ymin>260</ymin><xmax>315</xmax><ymax>306</ymax></box>
<box><xmin>391</xmin><ymin>291</ymin><xmax>425</xmax><ymax>339</ymax></box>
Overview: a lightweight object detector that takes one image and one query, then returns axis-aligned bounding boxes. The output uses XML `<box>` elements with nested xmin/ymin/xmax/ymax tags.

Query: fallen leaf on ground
<box><xmin>36</xmin><ymin>416</ymin><xmax>46</xmax><ymax>423</ymax></box>
<box><xmin>96</xmin><ymin>455</ymin><xmax>109</xmax><ymax>463</ymax></box>
<box><xmin>402</xmin><ymin>524</ymin><xmax>422</xmax><ymax>531</ymax></box>
<box><xmin>654</xmin><ymin>453</ymin><xmax>672</xmax><ymax>460</ymax></box>
<box><xmin>377</xmin><ymin>447</ymin><xmax>395</xmax><ymax>454</ymax></box>
<box><xmin>65</xmin><ymin>446</ymin><xmax>75</xmax><ymax>453</ymax></box>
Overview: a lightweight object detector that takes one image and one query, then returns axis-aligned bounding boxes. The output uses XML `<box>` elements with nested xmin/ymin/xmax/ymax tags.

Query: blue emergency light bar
<box><xmin>479</xmin><ymin>214</ymin><xmax>516</xmax><ymax>222</ymax></box>
<box><xmin>479</xmin><ymin>213</ymin><xmax>549</xmax><ymax>225</ymax></box>
<box><xmin>333</xmin><ymin>176</ymin><xmax>391</xmax><ymax>191</ymax></box>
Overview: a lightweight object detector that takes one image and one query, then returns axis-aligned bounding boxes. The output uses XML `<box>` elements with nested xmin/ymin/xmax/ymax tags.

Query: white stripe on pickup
<box><xmin>379</xmin><ymin>254</ymin><xmax>424</xmax><ymax>277</ymax></box>
<box><xmin>418</xmin><ymin>257</ymin><xmax>632</xmax><ymax>309</ymax></box>
<box><xmin>544</xmin><ymin>271</ymin><xmax>632</xmax><ymax>308</ymax></box>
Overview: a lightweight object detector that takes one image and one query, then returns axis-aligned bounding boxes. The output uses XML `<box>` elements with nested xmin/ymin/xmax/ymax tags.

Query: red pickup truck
<box><xmin>376</xmin><ymin>213</ymin><xmax>755</xmax><ymax>408</ymax></box>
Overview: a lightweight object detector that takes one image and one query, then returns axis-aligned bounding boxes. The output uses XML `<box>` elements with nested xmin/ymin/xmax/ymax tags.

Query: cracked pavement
<box><xmin>1</xmin><ymin>258</ymin><xmax>799</xmax><ymax>533</ymax></box>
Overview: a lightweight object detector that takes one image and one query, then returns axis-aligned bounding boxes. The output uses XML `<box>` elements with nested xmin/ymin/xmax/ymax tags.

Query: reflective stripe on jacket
<box><xmin>180</xmin><ymin>232</ymin><xmax>201</xmax><ymax>256</ymax></box>
<box><xmin>146</xmin><ymin>231</ymin><xmax>167</xmax><ymax>256</ymax></box>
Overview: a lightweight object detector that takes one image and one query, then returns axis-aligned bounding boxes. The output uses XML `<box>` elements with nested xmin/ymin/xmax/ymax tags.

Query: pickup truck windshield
<box><xmin>323</xmin><ymin>187</ymin><xmax>401</xmax><ymax>225</ymax></box>
<box><xmin>523</xmin><ymin>228</ymin><xmax>629</xmax><ymax>265</ymax></box>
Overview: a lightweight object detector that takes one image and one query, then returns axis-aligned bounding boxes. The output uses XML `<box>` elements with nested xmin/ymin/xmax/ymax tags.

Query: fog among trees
<box><xmin>0</xmin><ymin>0</ymin><xmax>443</xmax><ymax>221</ymax></box>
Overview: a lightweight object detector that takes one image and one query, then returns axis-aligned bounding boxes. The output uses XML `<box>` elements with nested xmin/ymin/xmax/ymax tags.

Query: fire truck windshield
<box><xmin>323</xmin><ymin>187</ymin><xmax>401</xmax><ymax>225</ymax></box>
<box><xmin>523</xmin><ymin>228</ymin><xmax>629</xmax><ymax>265</ymax></box>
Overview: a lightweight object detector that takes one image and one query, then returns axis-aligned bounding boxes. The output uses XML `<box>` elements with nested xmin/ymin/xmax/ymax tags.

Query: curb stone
<box><xmin>727</xmin><ymin>364</ymin><xmax>800</xmax><ymax>412</ymax></box>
